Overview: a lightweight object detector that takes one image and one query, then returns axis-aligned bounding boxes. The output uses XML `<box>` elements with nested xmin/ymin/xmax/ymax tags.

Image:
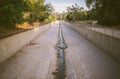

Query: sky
<box><xmin>45</xmin><ymin>0</ymin><xmax>87</xmax><ymax>13</ymax></box>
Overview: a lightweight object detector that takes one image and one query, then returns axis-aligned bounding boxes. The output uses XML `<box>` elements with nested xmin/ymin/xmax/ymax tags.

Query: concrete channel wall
<box><xmin>0</xmin><ymin>24</ymin><xmax>50</xmax><ymax>63</ymax></box>
<box><xmin>65</xmin><ymin>22</ymin><xmax>120</xmax><ymax>62</ymax></box>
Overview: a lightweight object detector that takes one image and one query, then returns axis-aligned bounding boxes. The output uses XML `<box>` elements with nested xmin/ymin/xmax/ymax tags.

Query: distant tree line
<box><xmin>0</xmin><ymin>0</ymin><xmax>54</xmax><ymax>28</ymax></box>
<box><xmin>65</xmin><ymin>4</ymin><xmax>97</xmax><ymax>22</ymax></box>
<box><xmin>65</xmin><ymin>0</ymin><xmax>120</xmax><ymax>26</ymax></box>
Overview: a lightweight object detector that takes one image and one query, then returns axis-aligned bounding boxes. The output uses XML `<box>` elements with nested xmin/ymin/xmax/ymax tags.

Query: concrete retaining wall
<box><xmin>65</xmin><ymin>22</ymin><xmax>120</xmax><ymax>62</ymax></box>
<box><xmin>0</xmin><ymin>24</ymin><xmax>50</xmax><ymax>63</ymax></box>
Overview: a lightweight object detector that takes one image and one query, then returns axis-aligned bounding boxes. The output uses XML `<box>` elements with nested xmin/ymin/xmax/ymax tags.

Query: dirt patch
<box><xmin>26</xmin><ymin>43</ymin><xmax>38</xmax><ymax>45</ymax></box>
<box><xmin>0</xmin><ymin>22</ymin><xmax>50</xmax><ymax>39</ymax></box>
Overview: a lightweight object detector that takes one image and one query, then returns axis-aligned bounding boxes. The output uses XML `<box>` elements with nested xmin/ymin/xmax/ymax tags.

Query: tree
<box><xmin>0</xmin><ymin>0</ymin><xmax>31</xmax><ymax>28</ymax></box>
<box><xmin>85</xmin><ymin>0</ymin><xmax>120</xmax><ymax>25</ymax></box>
<box><xmin>66</xmin><ymin>4</ymin><xmax>86</xmax><ymax>21</ymax></box>
<box><xmin>87</xmin><ymin>8</ymin><xmax>97</xmax><ymax>20</ymax></box>
<box><xmin>0</xmin><ymin>0</ymin><xmax>54</xmax><ymax>28</ymax></box>
<box><xmin>29</xmin><ymin>0</ymin><xmax>54</xmax><ymax>23</ymax></box>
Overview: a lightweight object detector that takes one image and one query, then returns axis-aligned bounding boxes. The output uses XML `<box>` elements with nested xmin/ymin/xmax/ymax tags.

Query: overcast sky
<box><xmin>45</xmin><ymin>0</ymin><xmax>87</xmax><ymax>13</ymax></box>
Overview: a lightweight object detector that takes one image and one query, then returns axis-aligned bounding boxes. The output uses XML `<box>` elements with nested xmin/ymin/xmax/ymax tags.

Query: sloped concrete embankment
<box><xmin>65</xmin><ymin>22</ymin><xmax>120</xmax><ymax>62</ymax></box>
<box><xmin>0</xmin><ymin>24</ymin><xmax>50</xmax><ymax>64</ymax></box>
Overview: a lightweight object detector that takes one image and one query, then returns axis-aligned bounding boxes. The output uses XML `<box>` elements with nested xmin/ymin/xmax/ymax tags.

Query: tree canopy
<box><xmin>64</xmin><ymin>1</ymin><xmax>120</xmax><ymax>26</ymax></box>
<box><xmin>0</xmin><ymin>0</ymin><xmax>30</xmax><ymax>28</ymax></box>
<box><xmin>66</xmin><ymin>4</ymin><xmax>87</xmax><ymax>21</ymax></box>
<box><xmin>86</xmin><ymin>0</ymin><xmax>120</xmax><ymax>25</ymax></box>
<box><xmin>0</xmin><ymin>0</ymin><xmax>54</xmax><ymax>28</ymax></box>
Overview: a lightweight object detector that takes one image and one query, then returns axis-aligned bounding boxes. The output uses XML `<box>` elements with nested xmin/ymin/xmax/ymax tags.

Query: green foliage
<box><xmin>66</xmin><ymin>4</ymin><xmax>88</xmax><ymax>21</ymax></box>
<box><xmin>0</xmin><ymin>0</ymin><xmax>54</xmax><ymax>28</ymax></box>
<box><xmin>29</xmin><ymin>0</ymin><xmax>54</xmax><ymax>23</ymax></box>
<box><xmin>46</xmin><ymin>13</ymin><xmax>59</xmax><ymax>22</ymax></box>
<box><xmin>86</xmin><ymin>0</ymin><xmax>120</xmax><ymax>25</ymax></box>
<box><xmin>0</xmin><ymin>0</ymin><xmax>30</xmax><ymax>28</ymax></box>
<box><xmin>87</xmin><ymin>9</ymin><xmax>97</xmax><ymax>20</ymax></box>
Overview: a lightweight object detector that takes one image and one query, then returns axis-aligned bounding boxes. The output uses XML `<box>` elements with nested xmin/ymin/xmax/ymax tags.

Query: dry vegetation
<box><xmin>0</xmin><ymin>22</ymin><xmax>49</xmax><ymax>39</ymax></box>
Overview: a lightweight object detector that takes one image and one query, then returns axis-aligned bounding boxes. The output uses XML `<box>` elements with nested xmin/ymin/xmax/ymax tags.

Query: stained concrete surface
<box><xmin>0</xmin><ymin>21</ymin><xmax>120</xmax><ymax>79</ymax></box>
<box><xmin>62</xmin><ymin>22</ymin><xmax>120</xmax><ymax>79</ymax></box>
<box><xmin>0</xmin><ymin>24</ymin><xmax>50</xmax><ymax>63</ymax></box>
<box><xmin>0</xmin><ymin>22</ymin><xmax>58</xmax><ymax>79</ymax></box>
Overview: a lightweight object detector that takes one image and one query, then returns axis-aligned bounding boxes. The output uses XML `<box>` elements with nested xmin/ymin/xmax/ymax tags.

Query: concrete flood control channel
<box><xmin>53</xmin><ymin>23</ymin><xmax>67</xmax><ymax>79</ymax></box>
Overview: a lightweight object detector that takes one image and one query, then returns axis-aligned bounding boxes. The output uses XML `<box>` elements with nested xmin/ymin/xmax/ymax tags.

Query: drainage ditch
<box><xmin>53</xmin><ymin>23</ymin><xmax>67</xmax><ymax>79</ymax></box>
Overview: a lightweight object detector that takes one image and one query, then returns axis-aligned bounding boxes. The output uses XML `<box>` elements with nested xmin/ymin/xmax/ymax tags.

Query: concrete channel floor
<box><xmin>0</xmin><ymin>21</ymin><xmax>120</xmax><ymax>79</ymax></box>
<box><xmin>63</xmin><ymin>22</ymin><xmax>120</xmax><ymax>79</ymax></box>
<box><xmin>0</xmin><ymin>22</ymin><xmax>59</xmax><ymax>79</ymax></box>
